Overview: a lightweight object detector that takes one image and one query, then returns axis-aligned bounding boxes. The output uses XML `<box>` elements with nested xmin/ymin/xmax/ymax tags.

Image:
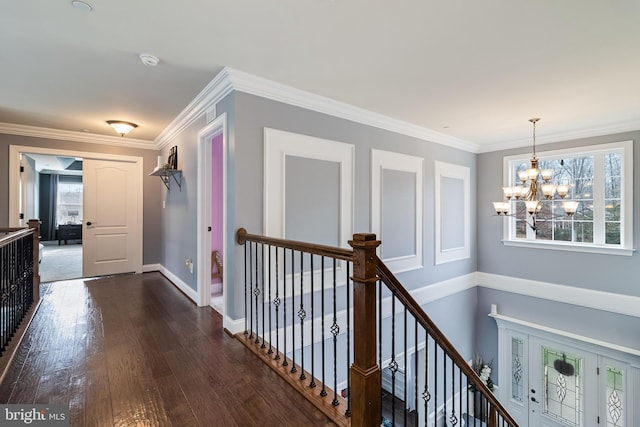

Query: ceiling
<box><xmin>2</xmin><ymin>0</ymin><xmax>640</xmax><ymax>151</ymax></box>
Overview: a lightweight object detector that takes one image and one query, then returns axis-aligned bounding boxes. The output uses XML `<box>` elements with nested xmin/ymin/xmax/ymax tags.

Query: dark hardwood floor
<box><xmin>0</xmin><ymin>272</ymin><xmax>336</xmax><ymax>426</ymax></box>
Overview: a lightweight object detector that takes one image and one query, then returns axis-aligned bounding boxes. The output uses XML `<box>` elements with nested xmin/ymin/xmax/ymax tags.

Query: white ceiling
<box><xmin>2</xmin><ymin>0</ymin><xmax>640</xmax><ymax>151</ymax></box>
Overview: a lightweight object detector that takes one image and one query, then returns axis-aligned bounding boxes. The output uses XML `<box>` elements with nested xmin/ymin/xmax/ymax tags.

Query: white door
<box><xmin>83</xmin><ymin>159</ymin><xmax>141</xmax><ymax>277</ymax></box>
<box><xmin>528</xmin><ymin>337</ymin><xmax>598</xmax><ymax>427</ymax></box>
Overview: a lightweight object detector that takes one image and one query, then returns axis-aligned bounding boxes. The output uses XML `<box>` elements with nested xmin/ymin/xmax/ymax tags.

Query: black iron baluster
<box><xmin>282</xmin><ymin>247</ymin><xmax>288</xmax><ymax>367</ymax></box>
<box><xmin>390</xmin><ymin>292</ymin><xmax>397</xmax><ymax>426</ymax></box>
<box><xmin>290</xmin><ymin>249</ymin><xmax>297</xmax><ymax>374</ymax></box>
<box><xmin>331</xmin><ymin>257</ymin><xmax>339</xmax><ymax>406</ymax></box>
<box><xmin>254</xmin><ymin>242</ymin><xmax>260</xmax><ymax>344</ymax></box>
<box><xmin>404</xmin><ymin>306</ymin><xmax>408</xmax><ymax>427</ymax></box>
<box><xmin>309</xmin><ymin>255</ymin><xmax>316</xmax><ymax>388</ymax></box>
<box><xmin>298</xmin><ymin>251</ymin><xmax>305</xmax><ymax>380</ymax></box>
<box><xmin>260</xmin><ymin>244</ymin><xmax>265</xmax><ymax>348</ymax></box>
<box><xmin>345</xmin><ymin>262</ymin><xmax>351</xmax><ymax>417</ymax></box>
<box><xmin>450</xmin><ymin>356</ymin><xmax>458</xmax><ymax>426</ymax></box>
<box><xmin>244</xmin><ymin>241</ymin><xmax>248</xmax><ymax>336</ymax></box>
<box><xmin>267</xmin><ymin>245</ymin><xmax>273</xmax><ymax>355</ymax></box>
<box><xmin>320</xmin><ymin>256</ymin><xmax>327</xmax><ymax>398</ymax></box>
<box><xmin>378</xmin><ymin>279</ymin><xmax>382</xmax><ymax>370</ymax></box>
<box><xmin>274</xmin><ymin>247</ymin><xmax>281</xmax><ymax>361</ymax></box>
<box><xmin>444</xmin><ymin>352</ymin><xmax>447</xmax><ymax>426</ymax></box>
<box><xmin>434</xmin><ymin>342</ymin><xmax>438</xmax><ymax>427</ymax></box>
<box><xmin>248</xmin><ymin>242</ymin><xmax>254</xmax><ymax>339</ymax></box>
<box><xmin>414</xmin><ymin>318</ymin><xmax>419</xmax><ymax>427</ymax></box>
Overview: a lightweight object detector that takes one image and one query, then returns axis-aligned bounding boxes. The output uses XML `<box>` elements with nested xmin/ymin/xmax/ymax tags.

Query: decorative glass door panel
<box><xmin>529</xmin><ymin>338</ymin><xmax>597</xmax><ymax>427</ymax></box>
<box><xmin>541</xmin><ymin>347</ymin><xmax>582</xmax><ymax>426</ymax></box>
<box><xmin>604</xmin><ymin>362</ymin><xmax>625</xmax><ymax>427</ymax></box>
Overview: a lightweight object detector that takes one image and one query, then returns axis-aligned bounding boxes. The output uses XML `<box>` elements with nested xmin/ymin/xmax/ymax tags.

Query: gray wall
<box><xmin>224</xmin><ymin>91</ymin><xmax>478</xmax><ymax>354</ymax></box>
<box><xmin>476</xmin><ymin>131</ymin><xmax>640</xmax><ymax>377</ymax></box>
<box><xmin>0</xmin><ymin>133</ymin><xmax>163</xmax><ymax>264</ymax></box>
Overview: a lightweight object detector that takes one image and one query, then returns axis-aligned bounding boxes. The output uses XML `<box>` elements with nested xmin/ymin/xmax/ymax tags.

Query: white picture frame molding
<box><xmin>263</xmin><ymin>128</ymin><xmax>354</xmax><ymax>298</ymax></box>
<box><xmin>371</xmin><ymin>149</ymin><xmax>424</xmax><ymax>273</ymax></box>
<box><xmin>434</xmin><ymin>161</ymin><xmax>471</xmax><ymax>264</ymax></box>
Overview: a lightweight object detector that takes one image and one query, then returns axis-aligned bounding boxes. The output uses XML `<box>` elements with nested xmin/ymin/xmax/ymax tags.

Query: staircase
<box><xmin>235</xmin><ymin>228</ymin><xmax>517</xmax><ymax>427</ymax></box>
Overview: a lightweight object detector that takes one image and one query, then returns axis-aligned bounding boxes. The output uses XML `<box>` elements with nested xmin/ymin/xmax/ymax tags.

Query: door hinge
<box><xmin>207</xmin><ymin>226</ymin><xmax>212</xmax><ymax>232</ymax></box>
<box><xmin>597</xmin><ymin>415</ymin><xmax>600</xmax><ymax>424</ymax></box>
<box><xmin>597</xmin><ymin>367</ymin><xmax>600</xmax><ymax>375</ymax></box>
<box><xmin>19</xmin><ymin>213</ymin><xmax>24</xmax><ymax>219</ymax></box>
<box><xmin>20</xmin><ymin>166</ymin><xmax>24</xmax><ymax>173</ymax></box>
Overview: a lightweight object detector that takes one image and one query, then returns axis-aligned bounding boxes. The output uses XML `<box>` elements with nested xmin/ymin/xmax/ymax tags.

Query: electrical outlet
<box><xmin>185</xmin><ymin>259</ymin><xmax>193</xmax><ymax>274</ymax></box>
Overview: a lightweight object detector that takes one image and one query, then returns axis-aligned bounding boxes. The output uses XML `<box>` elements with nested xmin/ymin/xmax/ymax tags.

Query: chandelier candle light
<box><xmin>493</xmin><ymin>118</ymin><xmax>579</xmax><ymax>230</ymax></box>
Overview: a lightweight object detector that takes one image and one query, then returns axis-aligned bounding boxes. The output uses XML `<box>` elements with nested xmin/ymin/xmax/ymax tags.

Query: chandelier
<box><xmin>493</xmin><ymin>118</ymin><xmax>579</xmax><ymax>231</ymax></box>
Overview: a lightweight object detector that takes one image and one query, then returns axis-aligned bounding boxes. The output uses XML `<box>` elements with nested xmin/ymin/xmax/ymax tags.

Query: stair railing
<box><xmin>0</xmin><ymin>220</ymin><xmax>40</xmax><ymax>356</ymax></box>
<box><xmin>236</xmin><ymin>228</ymin><xmax>517</xmax><ymax>427</ymax></box>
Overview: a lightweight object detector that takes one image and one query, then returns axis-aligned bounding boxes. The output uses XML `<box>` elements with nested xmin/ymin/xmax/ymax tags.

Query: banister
<box><xmin>235</xmin><ymin>228</ymin><xmax>518</xmax><ymax>427</ymax></box>
<box><xmin>375</xmin><ymin>255</ymin><xmax>518</xmax><ymax>426</ymax></box>
<box><xmin>236</xmin><ymin>228</ymin><xmax>353</xmax><ymax>261</ymax></box>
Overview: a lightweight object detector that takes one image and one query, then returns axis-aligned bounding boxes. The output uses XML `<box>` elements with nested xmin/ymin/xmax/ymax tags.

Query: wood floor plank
<box><xmin>0</xmin><ymin>272</ymin><xmax>336</xmax><ymax>426</ymax></box>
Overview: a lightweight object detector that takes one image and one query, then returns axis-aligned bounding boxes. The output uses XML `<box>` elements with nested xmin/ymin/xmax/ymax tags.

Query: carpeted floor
<box><xmin>39</xmin><ymin>243</ymin><xmax>83</xmax><ymax>283</ymax></box>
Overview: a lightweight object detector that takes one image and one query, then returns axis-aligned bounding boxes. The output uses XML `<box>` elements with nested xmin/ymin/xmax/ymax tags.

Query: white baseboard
<box><xmin>224</xmin><ymin>316</ymin><xmax>245</xmax><ymax>335</ymax></box>
<box><xmin>154</xmin><ymin>264</ymin><xmax>199</xmax><ymax>304</ymax></box>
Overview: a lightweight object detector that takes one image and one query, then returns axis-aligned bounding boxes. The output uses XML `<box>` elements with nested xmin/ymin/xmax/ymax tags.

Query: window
<box><xmin>502</xmin><ymin>141</ymin><xmax>633</xmax><ymax>255</ymax></box>
<box><xmin>56</xmin><ymin>176</ymin><xmax>83</xmax><ymax>225</ymax></box>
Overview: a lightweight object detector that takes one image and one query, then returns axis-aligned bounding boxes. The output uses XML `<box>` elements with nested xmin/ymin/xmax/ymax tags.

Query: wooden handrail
<box><xmin>375</xmin><ymin>255</ymin><xmax>518</xmax><ymax>426</ymax></box>
<box><xmin>235</xmin><ymin>229</ymin><xmax>518</xmax><ymax>427</ymax></box>
<box><xmin>0</xmin><ymin>228</ymin><xmax>33</xmax><ymax>246</ymax></box>
<box><xmin>236</xmin><ymin>228</ymin><xmax>354</xmax><ymax>261</ymax></box>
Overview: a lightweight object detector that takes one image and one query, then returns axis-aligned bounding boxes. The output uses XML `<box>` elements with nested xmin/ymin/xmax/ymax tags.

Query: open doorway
<box><xmin>197</xmin><ymin>114</ymin><xmax>227</xmax><ymax>321</ymax></box>
<box><xmin>9</xmin><ymin>145</ymin><xmax>144</xmax><ymax>280</ymax></box>
<box><xmin>22</xmin><ymin>153</ymin><xmax>83</xmax><ymax>283</ymax></box>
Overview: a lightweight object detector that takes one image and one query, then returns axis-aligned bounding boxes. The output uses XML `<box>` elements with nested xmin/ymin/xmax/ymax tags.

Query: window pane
<box><xmin>605</xmin><ymin>200</ymin><xmax>621</xmax><ymax>222</ymax></box>
<box><xmin>573</xmin><ymin>222</ymin><xmax>593</xmax><ymax>243</ymax></box>
<box><xmin>606</xmin><ymin>223</ymin><xmax>621</xmax><ymax>245</ymax></box>
<box><xmin>553</xmin><ymin>221</ymin><xmax>572</xmax><ymax>241</ymax></box>
<box><xmin>56</xmin><ymin>181</ymin><xmax>83</xmax><ymax>226</ymax></box>
<box><xmin>535</xmin><ymin>220</ymin><xmax>552</xmax><ymax>240</ymax></box>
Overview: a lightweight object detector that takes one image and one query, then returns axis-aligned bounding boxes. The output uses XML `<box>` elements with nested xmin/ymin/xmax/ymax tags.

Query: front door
<box><xmin>83</xmin><ymin>159</ymin><xmax>141</xmax><ymax>277</ymax></box>
<box><xmin>528</xmin><ymin>337</ymin><xmax>597</xmax><ymax>427</ymax></box>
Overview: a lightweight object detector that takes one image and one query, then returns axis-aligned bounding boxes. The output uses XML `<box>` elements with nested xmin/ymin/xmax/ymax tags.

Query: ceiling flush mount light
<box><xmin>139</xmin><ymin>53</ymin><xmax>160</xmax><ymax>67</ymax></box>
<box><xmin>71</xmin><ymin>0</ymin><xmax>92</xmax><ymax>12</ymax></box>
<box><xmin>493</xmin><ymin>118</ymin><xmax>579</xmax><ymax>231</ymax></box>
<box><xmin>106</xmin><ymin>120</ymin><xmax>138</xmax><ymax>137</ymax></box>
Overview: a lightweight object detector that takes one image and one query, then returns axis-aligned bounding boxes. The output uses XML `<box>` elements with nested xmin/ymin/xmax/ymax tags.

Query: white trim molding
<box><xmin>156</xmin><ymin>264</ymin><xmax>199</xmax><ymax>304</ymax></box>
<box><xmin>371</xmin><ymin>149</ymin><xmax>424</xmax><ymax>273</ymax></box>
<box><xmin>477</xmin><ymin>272</ymin><xmax>640</xmax><ymax>319</ymax></box>
<box><xmin>434</xmin><ymin>161</ymin><xmax>471</xmax><ymax>265</ymax></box>
<box><xmin>0</xmin><ymin>122</ymin><xmax>156</xmax><ymax>150</ymax></box>
<box><xmin>153</xmin><ymin>67</ymin><xmax>480</xmax><ymax>153</ymax></box>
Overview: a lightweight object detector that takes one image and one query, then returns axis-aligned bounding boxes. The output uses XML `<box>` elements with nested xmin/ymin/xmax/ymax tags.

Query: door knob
<box><xmin>531</xmin><ymin>397</ymin><xmax>539</xmax><ymax>403</ymax></box>
<box><xmin>86</xmin><ymin>221</ymin><xmax>92</xmax><ymax>226</ymax></box>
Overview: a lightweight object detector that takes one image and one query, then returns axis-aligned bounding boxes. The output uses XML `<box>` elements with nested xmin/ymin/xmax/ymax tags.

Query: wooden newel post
<box><xmin>28</xmin><ymin>219</ymin><xmax>40</xmax><ymax>303</ymax></box>
<box><xmin>349</xmin><ymin>233</ymin><xmax>381</xmax><ymax>427</ymax></box>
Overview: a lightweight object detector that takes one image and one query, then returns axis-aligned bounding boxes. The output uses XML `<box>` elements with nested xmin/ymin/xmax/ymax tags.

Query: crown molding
<box><xmin>478</xmin><ymin>119</ymin><xmax>640</xmax><ymax>153</ymax></box>
<box><xmin>155</xmin><ymin>67</ymin><xmax>481</xmax><ymax>153</ymax></box>
<box><xmin>0</xmin><ymin>122</ymin><xmax>156</xmax><ymax>150</ymax></box>
<box><xmin>154</xmin><ymin>68</ymin><xmax>234</xmax><ymax>150</ymax></box>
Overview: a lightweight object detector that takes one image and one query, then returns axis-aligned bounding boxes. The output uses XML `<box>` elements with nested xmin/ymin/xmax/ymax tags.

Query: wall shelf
<box><xmin>150</xmin><ymin>166</ymin><xmax>182</xmax><ymax>191</ymax></box>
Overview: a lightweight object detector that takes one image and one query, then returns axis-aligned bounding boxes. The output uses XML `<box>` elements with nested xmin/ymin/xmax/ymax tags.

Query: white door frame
<box><xmin>8</xmin><ymin>145</ymin><xmax>144</xmax><ymax>274</ymax></box>
<box><xmin>196</xmin><ymin>114</ymin><xmax>227</xmax><ymax>318</ymax></box>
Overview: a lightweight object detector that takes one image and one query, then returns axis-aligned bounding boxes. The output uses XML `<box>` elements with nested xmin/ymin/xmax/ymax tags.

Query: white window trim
<box><xmin>500</xmin><ymin>140</ymin><xmax>634</xmax><ymax>256</ymax></box>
